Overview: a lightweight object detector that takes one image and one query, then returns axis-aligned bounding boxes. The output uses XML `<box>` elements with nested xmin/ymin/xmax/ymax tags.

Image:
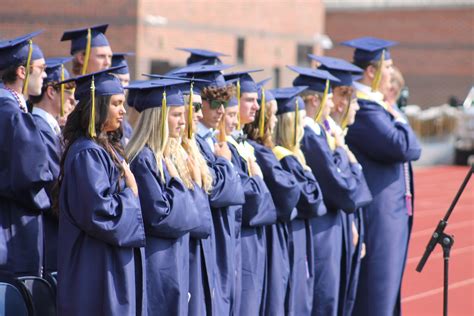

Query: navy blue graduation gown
<box><xmin>188</xmin><ymin>184</ymin><xmax>215</xmax><ymax>316</ymax></box>
<box><xmin>301</xmin><ymin>123</ymin><xmax>372</xmax><ymax>316</ymax></box>
<box><xmin>346</xmin><ymin>98</ymin><xmax>421</xmax><ymax>316</ymax></box>
<box><xmin>195</xmin><ymin>135</ymin><xmax>245</xmax><ymax>316</ymax></box>
<box><xmin>32</xmin><ymin>113</ymin><xmax>62</xmax><ymax>272</ymax></box>
<box><xmin>227</xmin><ymin>140</ymin><xmax>277</xmax><ymax>316</ymax></box>
<box><xmin>249</xmin><ymin>140</ymin><xmax>301</xmax><ymax>316</ymax></box>
<box><xmin>278</xmin><ymin>153</ymin><xmax>326</xmax><ymax>316</ymax></box>
<box><xmin>0</xmin><ymin>89</ymin><xmax>53</xmax><ymax>275</ymax></box>
<box><xmin>57</xmin><ymin>137</ymin><xmax>146</xmax><ymax>316</ymax></box>
<box><xmin>130</xmin><ymin>146</ymin><xmax>202</xmax><ymax>316</ymax></box>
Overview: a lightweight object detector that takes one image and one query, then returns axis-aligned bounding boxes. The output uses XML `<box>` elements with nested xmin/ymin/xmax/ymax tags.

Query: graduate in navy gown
<box><xmin>287</xmin><ymin>65</ymin><xmax>372</xmax><ymax>316</ymax></box>
<box><xmin>29</xmin><ymin>57</ymin><xmax>76</xmax><ymax>272</ymax></box>
<box><xmin>0</xmin><ymin>31</ymin><xmax>54</xmax><ymax>276</ymax></box>
<box><xmin>223</xmin><ymin>70</ymin><xmax>278</xmax><ymax>315</ymax></box>
<box><xmin>270</xmin><ymin>86</ymin><xmax>326</xmax><ymax>316</ymax></box>
<box><xmin>174</xmin><ymin>63</ymin><xmax>245</xmax><ymax>315</ymax></box>
<box><xmin>341</xmin><ymin>37</ymin><xmax>421</xmax><ymax>316</ymax></box>
<box><xmin>308</xmin><ymin>54</ymin><xmax>374</xmax><ymax>315</ymax></box>
<box><xmin>242</xmin><ymin>80</ymin><xmax>301</xmax><ymax>315</ymax></box>
<box><xmin>125</xmin><ymin>79</ymin><xmax>203</xmax><ymax>316</ymax></box>
<box><xmin>57</xmin><ymin>67</ymin><xmax>146</xmax><ymax>316</ymax></box>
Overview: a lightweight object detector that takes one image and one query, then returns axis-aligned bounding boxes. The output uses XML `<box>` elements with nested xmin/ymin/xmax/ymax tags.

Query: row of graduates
<box><xmin>0</xmin><ymin>25</ymin><xmax>422</xmax><ymax>316</ymax></box>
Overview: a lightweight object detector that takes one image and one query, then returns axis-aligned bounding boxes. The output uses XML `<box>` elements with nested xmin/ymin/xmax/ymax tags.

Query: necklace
<box><xmin>5</xmin><ymin>87</ymin><xmax>27</xmax><ymax>112</ymax></box>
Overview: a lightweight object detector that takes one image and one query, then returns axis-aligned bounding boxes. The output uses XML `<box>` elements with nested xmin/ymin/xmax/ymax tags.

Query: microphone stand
<box><xmin>416</xmin><ymin>164</ymin><xmax>473</xmax><ymax>316</ymax></box>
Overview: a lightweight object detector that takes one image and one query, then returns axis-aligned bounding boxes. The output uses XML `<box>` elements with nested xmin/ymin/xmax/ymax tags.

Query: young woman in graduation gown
<box><xmin>57</xmin><ymin>69</ymin><xmax>146</xmax><ymax>316</ymax></box>
<box><xmin>271</xmin><ymin>87</ymin><xmax>326</xmax><ymax>316</ymax></box>
<box><xmin>242</xmin><ymin>87</ymin><xmax>301</xmax><ymax>316</ymax></box>
<box><xmin>126</xmin><ymin>82</ymin><xmax>202</xmax><ymax>316</ymax></box>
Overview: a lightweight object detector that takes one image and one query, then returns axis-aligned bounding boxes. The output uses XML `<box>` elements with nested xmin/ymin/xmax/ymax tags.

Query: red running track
<box><xmin>402</xmin><ymin>166</ymin><xmax>474</xmax><ymax>316</ymax></box>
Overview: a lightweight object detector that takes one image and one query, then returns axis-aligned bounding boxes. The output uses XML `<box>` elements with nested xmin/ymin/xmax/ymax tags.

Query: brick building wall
<box><xmin>325</xmin><ymin>7</ymin><xmax>474</xmax><ymax>108</ymax></box>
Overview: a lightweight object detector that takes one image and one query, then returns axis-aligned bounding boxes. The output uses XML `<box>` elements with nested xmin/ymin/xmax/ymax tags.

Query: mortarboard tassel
<box><xmin>187</xmin><ymin>82</ymin><xmax>194</xmax><ymax>139</ymax></box>
<box><xmin>259</xmin><ymin>88</ymin><xmax>266</xmax><ymax>138</ymax></box>
<box><xmin>161</xmin><ymin>90</ymin><xmax>167</xmax><ymax>148</ymax></box>
<box><xmin>315</xmin><ymin>79</ymin><xmax>329</xmax><ymax>123</ymax></box>
<box><xmin>60</xmin><ymin>64</ymin><xmax>65</xmax><ymax>117</ymax></box>
<box><xmin>371</xmin><ymin>50</ymin><xmax>385</xmax><ymax>92</ymax></box>
<box><xmin>82</xmin><ymin>28</ymin><xmax>92</xmax><ymax>75</ymax></box>
<box><xmin>88</xmin><ymin>75</ymin><xmax>97</xmax><ymax>138</ymax></box>
<box><xmin>236</xmin><ymin>79</ymin><xmax>241</xmax><ymax>130</ymax></box>
<box><xmin>294</xmin><ymin>98</ymin><xmax>299</xmax><ymax>147</ymax></box>
<box><xmin>22</xmin><ymin>40</ymin><xmax>34</xmax><ymax>95</ymax></box>
<box><xmin>340</xmin><ymin>93</ymin><xmax>352</xmax><ymax>130</ymax></box>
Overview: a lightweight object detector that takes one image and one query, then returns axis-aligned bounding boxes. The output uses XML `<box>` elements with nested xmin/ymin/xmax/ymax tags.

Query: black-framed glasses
<box><xmin>204</xmin><ymin>99</ymin><xmax>229</xmax><ymax>109</ymax></box>
<box><xmin>192</xmin><ymin>102</ymin><xmax>202</xmax><ymax>112</ymax></box>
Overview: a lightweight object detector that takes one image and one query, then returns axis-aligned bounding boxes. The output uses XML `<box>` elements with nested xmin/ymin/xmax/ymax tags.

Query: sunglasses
<box><xmin>204</xmin><ymin>99</ymin><xmax>229</xmax><ymax>109</ymax></box>
<box><xmin>192</xmin><ymin>102</ymin><xmax>202</xmax><ymax>112</ymax></box>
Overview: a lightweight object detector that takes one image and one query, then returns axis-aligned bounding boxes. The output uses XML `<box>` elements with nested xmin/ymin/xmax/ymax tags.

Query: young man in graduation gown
<box><xmin>223</xmin><ymin>70</ymin><xmax>277</xmax><ymax>315</ymax></box>
<box><xmin>173</xmin><ymin>63</ymin><xmax>246</xmax><ymax>315</ymax></box>
<box><xmin>61</xmin><ymin>24</ymin><xmax>113</xmax><ymax>77</ymax></box>
<box><xmin>0</xmin><ymin>31</ymin><xmax>54</xmax><ymax>276</ymax></box>
<box><xmin>29</xmin><ymin>57</ymin><xmax>76</xmax><ymax>272</ymax></box>
<box><xmin>309</xmin><ymin>54</ymin><xmax>373</xmax><ymax>315</ymax></box>
<box><xmin>341</xmin><ymin>37</ymin><xmax>421</xmax><ymax>316</ymax></box>
<box><xmin>288</xmin><ymin>65</ymin><xmax>371</xmax><ymax>316</ymax></box>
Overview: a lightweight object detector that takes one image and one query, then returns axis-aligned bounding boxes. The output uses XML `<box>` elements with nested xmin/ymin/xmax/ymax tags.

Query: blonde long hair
<box><xmin>126</xmin><ymin>106</ymin><xmax>169</xmax><ymax>182</ymax></box>
<box><xmin>182</xmin><ymin>96</ymin><xmax>213</xmax><ymax>193</ymax></box>
<box><xmin>273</xmin><ymin>110</ymin><xmax>309</xmax><ymax>168</ymax></box>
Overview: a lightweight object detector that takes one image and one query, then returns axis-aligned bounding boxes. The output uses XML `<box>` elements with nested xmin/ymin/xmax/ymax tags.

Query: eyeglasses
<box><xmin>204</xmin><ymin>99</ymin><xmax>229</xmax><ymax>109</ymax></box>
<box><xmin>30</xmin><ymin>64</ymin><xmax>47</xmax><ymax>72</ymax></box>
<box><xmin>192</xmin><ymin>102</ymin><xmax>202</xmax><ymax>112</ymax></box>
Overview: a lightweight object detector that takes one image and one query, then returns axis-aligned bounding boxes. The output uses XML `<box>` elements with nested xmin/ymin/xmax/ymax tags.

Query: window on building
<box><xmin>273</xmin><ymin>67</ymin><xmax>281</xmax><ymax>88</ymax></box>
<box><xmin>297</xmin><ymin>44</ymin><xmax>313</xmax><ymax>66</ymax></box>
<box><xmin>237</xmin><ymin>37</ymin><xmax>245</xmax><ymax>64</ymax></box>
<box><xmin>150</xmin><ymin>60</ymin><xmax>175</xmax><ymax>75</ymax></box>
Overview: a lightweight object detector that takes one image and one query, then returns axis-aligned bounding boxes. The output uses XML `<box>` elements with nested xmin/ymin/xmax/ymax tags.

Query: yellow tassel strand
<box><xmin>236</xmin><ymin>80</ymin><xmax>241</xmax><ymax>130</ymax></box>
<box><xmin>341</xmin><ymin>94</ymin><xmax>352</xmax><ymax>130</ymax></box>
<box><xmin>259</xmin><ymin>88</ymin><xmax>266</xmax><ymax>138</ymax></box>
<box><xmin>60</xmin><ymin>64</ymin><xmax>65</xmax><ymax>117</ymax></box>
<box><xmin>81</xmin><ymin>28</ymin><xmax>92</xmax><ymax>75</ymax></box>
<box><xmin>187</xmin><ymin>82</ymin><xmax>194</xmax><ymax>139</ymax></box>
<box><xmin>161</xmin><ymin>91</ymin><xmax>167</xmax><ymax>148</ymax></box>
<box><xmin>371</xmin><ymin>50</ymin><xmax>385</xmax><ymax>92</ymax></box>
<box><xmin>315</xmin><ymin>79</ymin><xmax>329</xmax><ymax>123</ymax></box>
<box><xmin>88</xmin><ymin>76</ymin><xmax>97</xmax><ymax>138</ymax></box>
<box><xmin>22</xmin><ymin>40</ymin><xmax>33</xmax><ymax>95</ymax></box>
<box><xmin>294</xmin><ymin>98</ymin><xmax>299</xmax><ymax>147</ymax></box>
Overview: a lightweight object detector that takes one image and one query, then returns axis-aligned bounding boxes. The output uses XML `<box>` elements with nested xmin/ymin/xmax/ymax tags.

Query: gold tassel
<box><xmin>341</xmin><ymin>94</ymin><xmax>352</xmax><ymax>130</ymax></box>
<box><xmin>81</xmin><ymin>28</ymin><xmax>92</xmax><ymax>75</ymax></box>
<box><xmin>22</xmin><ymin>40</ymin><xmax>33</xmax><ymax>95</ymax></box>
<box><xmin>161</xmin><ymin>90</ymin><xmax>167</xmax><ymax>148</ymax></box>
<box><xmin>236</xmin><ymin>80</ymin><xmax>241</xmax><ymax>130</ymax></box>
<box><xmin>259</xmin><ymin>88</ymin><xmax>265</xmax><ymax>138</ymax></box>
<box><xmin>60</xmin><ymin>64</ymin><xmax>65</xmax><ymax>117</ymax></box>
<box><xmin>371</xmin><ymin>50</ymin><xmax>385</xmax><ymax>92</ymax></box>
<box><xmin>294</xmin><ymin>98</ymin><xmax>299</xmax><ymax>147</ymax></box>
<box><xmin>187</xmin><ymin>82</ymin><xmax>194</xmax><ymax>139</ymax></box>
<box><xmin>315</xmin><ymin>79</ymin><xmax>329</xmax><ymax>123</ymax></box>
<box><xmin>88</xmin><ymin>76</ymin><xmax>96</xmax><ymax>138</ymax></box>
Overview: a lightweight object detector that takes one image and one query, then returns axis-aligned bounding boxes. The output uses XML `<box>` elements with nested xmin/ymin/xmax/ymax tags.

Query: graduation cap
<box><xmin>0</xmin><ymin>31</ymin><xmax>44</xmax><ymax>94</ymax></box>
<box><xmin>177</xmin><ymin>48</ymin><xmax>228</xmax><ymax>65</ymax></box>
<box><xmin>271</xmin><ymin>86</ymin><xmax>308</xmax><ymax>146</ymax></box>
<box><xmin>308</xmin><ymin>55</ymin><xmax>362</xmax><ymax>87</ymax></box>
<box><xmin>60</xmin><ymin>66</ymin><xmax>125</xmax><ymax>137</ymax></box>
<box><xmin>61</xmin><ymin>24</ymin><xmax>109</xmax><ymax>55</ymax></box>
<box><xmin>61</xmin><ymin>24</ymin><xmax>110</xmax><ymax>75</ymax></box>
<box><xmin>172</xmin><ymin>63</ymin><xmax>233</xmax><ymax>90</ymax></box>
<box><xmin>111</xmin><ymin>52</ymin><xmax>134</xmax><ymax>75</ymax></box>
<box><xmin>341</xmin><ymin>36</ymin><xmax>397</xmax><ymax>92</ymax></box>
<box><xmin>45</xmin><ymin>57</ymin><xmax>73</xmax><ymax>116</ymax></box>
<box><xmin>288</xmin><ymin>65</ymin><xmax>340</xmax><ymax>122</ymax></box>
<box><xmin>340</xmin><ymin>36</ymin><xmax>397</xmax><ymax>64</ymax></box>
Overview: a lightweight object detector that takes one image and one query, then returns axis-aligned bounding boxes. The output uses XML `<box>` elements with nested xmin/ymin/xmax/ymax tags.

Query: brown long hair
<box><xmin>53</xmin><ymin>95</ymin><xmax>125</xmax><ymax>214</ymax></box>
<box><xmin>243</xmin><ymin>100</ymin><xmax>275</xmax><ymax>148</ymax></box>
